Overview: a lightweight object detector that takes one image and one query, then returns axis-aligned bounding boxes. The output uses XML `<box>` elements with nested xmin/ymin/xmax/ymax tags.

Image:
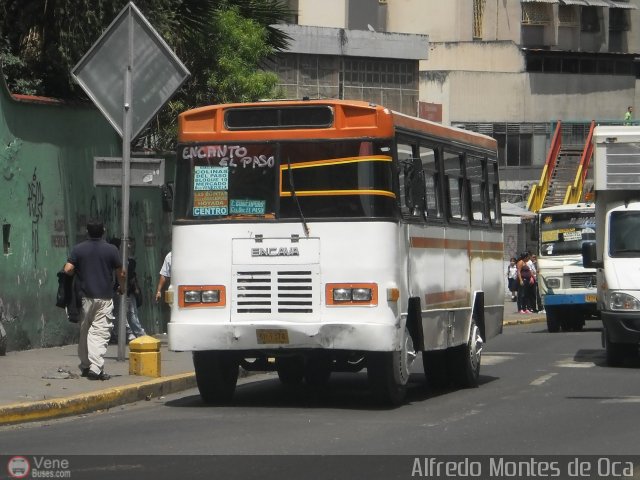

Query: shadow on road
<box><xmin>165</xmin><ymin>372</ymin><xmax>500</xmax><ymax>411</ymax></box>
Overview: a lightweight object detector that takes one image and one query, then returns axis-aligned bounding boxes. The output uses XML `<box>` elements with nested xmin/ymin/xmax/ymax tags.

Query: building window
<box><xmin>473</xmin><ymin>0</ymin><xmax>486</xmax><ymax>40</ymax></box>
<box><xmin>581</xmin><ymin>7</ymin><xmax>600</xmax><ymax>32</ymax></box>
<box><xmin>521</xmin><ymin>3</ymin><xmax>551</xmax><ymax>25</ymax></box>
<box><xmin>609</xmin><ymin>9</ymin><xmax>630</xmax><ymax>31</ymax></box>
<box><xmin>558</xmin><ymin>5</ymin><xmax>579</xmax><ymax>26</ymax></box>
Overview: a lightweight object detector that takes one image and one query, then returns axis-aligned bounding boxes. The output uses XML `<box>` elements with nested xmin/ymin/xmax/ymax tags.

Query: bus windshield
<box><xmin>539</xmin><ymin>211</ymin><xmax>595</xmax><ymax>256</ymax></box>
<box><xmin>174</xmin><ymin>139</ymin><xmax>396</xmax><ymax>221</ymax></box>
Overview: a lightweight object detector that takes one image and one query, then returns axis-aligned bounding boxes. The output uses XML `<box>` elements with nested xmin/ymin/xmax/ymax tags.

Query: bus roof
<box><xmin>177</xmin><ymin>99</ymin><xmax>497</xmax><ymax>152</ymax></box>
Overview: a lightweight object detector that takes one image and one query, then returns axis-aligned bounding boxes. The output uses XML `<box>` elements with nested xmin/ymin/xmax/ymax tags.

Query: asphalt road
<box><xmin>2</xmin><ymin>321</ymin><xmax>638</xmax><ymax>462</ymax></box>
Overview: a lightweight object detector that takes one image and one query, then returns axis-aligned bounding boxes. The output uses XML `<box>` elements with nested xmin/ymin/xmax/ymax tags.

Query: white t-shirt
<box><xmin>160</xmin><ymin>252</ymin><xmax>172</xmax><ymax>278</ymax></box>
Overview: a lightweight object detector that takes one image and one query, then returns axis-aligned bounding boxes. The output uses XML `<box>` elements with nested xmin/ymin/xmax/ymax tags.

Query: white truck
<box><xmin>583</xmin><ymin>125</ymin><xmax>640</xmax><ymax>366</ymax></box>
<box><xmin>537</xmin><ymin>203</ymin><xmax>598</xmax><ymax>332</ymax></box>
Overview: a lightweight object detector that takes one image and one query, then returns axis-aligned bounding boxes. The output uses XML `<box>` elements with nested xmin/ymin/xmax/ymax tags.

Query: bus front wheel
<box><xmin>193</xmin><ymin>351</ymin><xmax>239</xmax><ymax>404</ymax></box>
<box><xmin>367</xmin><ymin>328</ymin><xmax>416</xmax><ymax>406</ymax></box>
<box><xmin>276</xmin><ymin>356</ymin><xmax>305</xmax><ymax>385</ymax></box>
<box><xmin>604</xmin><ymin>330</ymin><xmax>637</xmax><ymax>367</ymax></box>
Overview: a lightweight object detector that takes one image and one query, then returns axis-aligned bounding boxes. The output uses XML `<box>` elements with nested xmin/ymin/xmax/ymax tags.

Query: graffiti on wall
<box><xmin>51</xmin><ymin>218</ymin><xmax>68</xmax><ymax>248</ymax></box>
<box><xmin>27</xmin><ymin>167</ymin><xmax>44</xmax><ymax>262</ymax></box>
<box><xmin>1</xmin><ymin>138</ymin><xmax>22</xmax><ymax>181</ymax></box>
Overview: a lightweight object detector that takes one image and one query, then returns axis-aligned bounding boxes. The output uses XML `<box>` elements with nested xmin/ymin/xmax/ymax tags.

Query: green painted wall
<box><xmin>0</xmin><ymin>77</ymin><xmax>173</xmax><ymax>352</ymax></box>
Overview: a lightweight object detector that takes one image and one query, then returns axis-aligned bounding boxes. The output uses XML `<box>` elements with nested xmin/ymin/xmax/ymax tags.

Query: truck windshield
<box><xmin>174</xmin><ymin>140</ymin><xmax>396</xmax><ymax>221</ymax></box>
<box><xmin>539</xmin><ymin>211</ymin><xmax>595</xmax><ymax>256</ymax></box>
<box><xmin>610</xmin><ymin>211</ymin><xmax>640</xmax><ymax>257</ymax></box>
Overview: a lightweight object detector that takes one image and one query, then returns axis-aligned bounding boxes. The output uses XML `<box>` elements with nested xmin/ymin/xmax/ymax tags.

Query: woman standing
<box><xmin>517</xmin><ymin>252</ymin><xmax>534</xmax><ymax>314</ymax></box>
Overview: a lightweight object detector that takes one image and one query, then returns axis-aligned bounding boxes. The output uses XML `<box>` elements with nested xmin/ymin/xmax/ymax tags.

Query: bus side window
<box><xmin>443</xmin><ymin>150</ymin><xmax>466</xmax><ymax>221</ymax></box>
<box><xmin>420</xmin><ymin>144</ymin><xmax>441</xmax><ymax>219</ymax></box>
<box><xmin>488</xmin><ymin>162</ymin><xmax>502</xmax><ymax>226</ymax></box>
<box><xmin>397</xmin><ymin>140</ymin><xmax>415</xmax><ymax>218</ymax></box>
<box><xmin>467</xmin><ymin>155</ymin><xmax>487</xmax><ymax>223</ymax></box>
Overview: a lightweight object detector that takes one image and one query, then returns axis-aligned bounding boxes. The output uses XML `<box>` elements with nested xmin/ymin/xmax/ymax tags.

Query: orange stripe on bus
<box><xmin>410</xmin><ymin>237</ymin><xmax>503</xmax><ymax>252</ymax></box>
<box><xmin>425</xmin><ymin>290</ymin><xmax>469</xmax><ymax>305</ymax></box>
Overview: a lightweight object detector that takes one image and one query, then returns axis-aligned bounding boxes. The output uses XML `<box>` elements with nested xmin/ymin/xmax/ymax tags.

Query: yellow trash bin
<box><xmin>129</xmin><ymin>335</ymin><xmax>161</xmax><ymax>377</ymax></box>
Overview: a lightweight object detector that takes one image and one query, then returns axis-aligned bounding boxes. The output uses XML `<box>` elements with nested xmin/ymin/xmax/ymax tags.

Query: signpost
<box><xmin>72</xmin><ymin>2</ymin><xmax>189</xmax><ymax>360</ymax></box>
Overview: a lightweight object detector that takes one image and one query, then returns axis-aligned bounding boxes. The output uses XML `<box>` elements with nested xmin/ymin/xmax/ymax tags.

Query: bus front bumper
<box><xmin>543</xmin><ymin>293</ymin><xmax>598</xmax><ymax>308</ymax></box>
<box><xmin>168</xmin><ymin>322</ymin><xmax>402</xmax><ymax>352</ymax></box>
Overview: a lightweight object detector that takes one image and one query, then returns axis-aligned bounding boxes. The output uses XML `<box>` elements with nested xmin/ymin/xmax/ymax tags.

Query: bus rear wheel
<box><xmin>448</xmin><ymin>318</ymin><xmax>483</xmax><ymax>388</ymax></box>
<box><xmin>193</xmin><ymin>351</ymin><xmax>239</xmax><ymax>404</ymax></box>
<box><xmin>367</xmin><ymin>328</ymin><xmax>416</xmax><ymax>406</ymax></box>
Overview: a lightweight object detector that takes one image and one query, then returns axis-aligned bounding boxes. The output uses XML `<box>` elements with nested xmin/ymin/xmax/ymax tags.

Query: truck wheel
<box><xmin>447</xmin><ymin>318</ymin><xmax>483</xmax><ymax>388</ymax></box>
<box><xmin>276</xmin><ymin>356</ymin><xmax>305</xmax><ymax>385</ymax></box>
<box><xmin>546</xmin><ymin>309</ymin><xmax>560</xmax><ymax>333</ymax></box>
<box><xmin>605</xmin><ymin>334</ymin><xmax>637</xmax><ymax>367</ymax></box>
<box><xmin>367</xmin><ymin>327</ymin><xmax>416</xmax><ymax>406</ymax></box>
<box><xmin>193</xmin><ymin>351</ymin><xmax>239</xmax><ymax>404</ymax></box>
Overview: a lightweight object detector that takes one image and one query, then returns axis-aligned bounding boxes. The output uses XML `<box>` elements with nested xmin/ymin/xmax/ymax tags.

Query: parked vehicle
<box><xmin>537</xmin><ymin>203</ymin><xmax>598</xmax><ymax>332</ymax></box>
<box><xmin>583</xmin><ymin>125</ymin><xmax>640</xmax><ymax>366</ymax></box>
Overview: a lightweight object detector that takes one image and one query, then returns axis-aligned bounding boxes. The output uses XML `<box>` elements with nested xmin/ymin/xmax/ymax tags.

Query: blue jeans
<box><xmin>126</xmin><ymin>296</ymin><xmax>146</xmax><ymax>337</ymax></box>
<box><xmin>113</xmin><ymin>296</ymin><xmax>146</xmax><ymax>338</ymax></box>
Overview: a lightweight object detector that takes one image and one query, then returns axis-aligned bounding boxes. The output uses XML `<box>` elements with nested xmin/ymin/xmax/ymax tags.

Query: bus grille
<box><xmin>234</xmin><ymin>269</ymin><xmax>315</xmax><ymax>314</ymax></box>
<box><xmin>568</xmin><ymin>273</ymin><xmax>596</xmax><ymax>289</ymax></box>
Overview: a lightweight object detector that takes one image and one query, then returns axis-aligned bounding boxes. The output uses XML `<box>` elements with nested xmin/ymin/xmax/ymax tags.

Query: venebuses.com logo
<box><xmin>7</xmin><ymin>456</ymin><xmax>30</xmax><ymax>479</ymax></box>
<box><xmin>6</xmin><ymin>456</ymin><xmax>71</xmax><ymax>478</ymax></box>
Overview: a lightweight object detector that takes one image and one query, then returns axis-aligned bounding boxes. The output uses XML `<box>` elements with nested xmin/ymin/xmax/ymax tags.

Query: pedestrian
<box><xmin>507</xmin><ymin>257</ymin><xmax>518</xmax><ymax>302</ymax></box>
<box><xmin>624</xmin><ymin>106</ymin><xmax>633</xmax><ymax>125</ymax></box>
<box><xmin>528</xmin><ymin>254</ymin><xmax>544</xmax><ymax>313</ymax></box>
<box><xmin>108</xmin><ymin>238</ymin><xmax>146</xmax><ymax>343</ymax></box>
<box><xmin>64</xmin><ymin>219</ymin><xmax>123</xmax><ymax>380</ymax></box>
<box><xmin>516</xmin><ymin>252</ymin><xmax>534</xmax><ymax>314</ymax></box>
<box><xmin>155</xmin><ymin>251</ymin><xmax>172</xmax><ymax>303</ymax></box>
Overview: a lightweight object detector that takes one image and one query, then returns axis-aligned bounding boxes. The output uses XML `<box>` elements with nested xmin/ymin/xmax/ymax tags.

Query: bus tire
<box><xmin>367</xmin><ymin>328</ymin><xmax>416</xmax><ymax>406</ymax></box>
<box><xmin>193</xmin><ymin>351</ymin><xmax>239</xmax><ymax>404</ymax></box>
<box><xmin>546</xmin><ymin>308</ymin><xmax>560</xmax><ymax>333</ymax></box>
<box><xmin>276</xmin><ymin>356</ymin><xmax>305</xmax><ymax>385</ymax></box>
<box><xmin>304</xmin><ymin>352</ymin><xmax>332</xmax><ymax>387</ymax></box>
<box><xmin>448</xmin><ymin>318</ymin><xmax>483</xmax><ymax>388</ymax></box>
<box><xmin>422</xmin><ymin>350</ymin><xmax>448</xmax><ymax>389</ymax></box>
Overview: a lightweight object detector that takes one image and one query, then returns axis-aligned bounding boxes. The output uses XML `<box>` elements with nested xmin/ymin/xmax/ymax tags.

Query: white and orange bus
<box><xmin>168</xmin><ymin>99</ymin><xmax>503</xmax><ymax>405</ymax></box>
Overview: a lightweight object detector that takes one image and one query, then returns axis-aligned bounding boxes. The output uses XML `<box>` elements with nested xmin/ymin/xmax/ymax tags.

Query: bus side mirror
<box><xmin>582</xmin><ymin>241</ymin><xmax>603</xmax><ymax>269</ymax></box>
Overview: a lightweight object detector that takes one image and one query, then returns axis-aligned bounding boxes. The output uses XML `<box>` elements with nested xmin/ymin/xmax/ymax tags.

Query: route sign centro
<box><xmin>71</xmin><ymin>2</ymin><xmax>190</xmax><ymax>140</ymax></box>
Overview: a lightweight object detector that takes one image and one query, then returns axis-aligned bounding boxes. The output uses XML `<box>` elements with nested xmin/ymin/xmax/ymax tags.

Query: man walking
<box><xmin>64</xmin><ymin>219</ymin><xmax>124</xmax><ymax>380</ymax></box>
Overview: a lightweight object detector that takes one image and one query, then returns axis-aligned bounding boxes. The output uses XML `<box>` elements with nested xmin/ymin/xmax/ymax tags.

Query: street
<box><xmin>1</xmin><ymin>321</ymin><xmax>638</xmax><ymax>459</ymax></box>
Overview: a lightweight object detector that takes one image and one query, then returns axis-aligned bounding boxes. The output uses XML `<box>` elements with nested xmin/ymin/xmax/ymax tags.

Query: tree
<box><xmin>0</xmin><ymin>0</ymin><xmax>293</xmax><ymax>149</ymax></box>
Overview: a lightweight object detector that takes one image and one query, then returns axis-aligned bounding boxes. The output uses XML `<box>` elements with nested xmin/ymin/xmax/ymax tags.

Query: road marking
<box><xmin>555</xmin><ymin>360</ymin><xmax>595</xmax><ymax>368</ymax></box>
<box><xmin>530</xmin><ymin>373</ymin><xmax>558</xmax><ymax>386</ymax></box>
<box><xmin>601</xmin><ymin>397</ymin><xmax>640</xmax><ymax>404</ymax></box>
<box><xmin>423</xmin><ymin>409</ymin><xmax>481</xmax><ymax>427</ymax></box>
<box><xmin>482</xmin><ymin>355</ymin><xmax>514</xmax><ymax>366</ymax></box>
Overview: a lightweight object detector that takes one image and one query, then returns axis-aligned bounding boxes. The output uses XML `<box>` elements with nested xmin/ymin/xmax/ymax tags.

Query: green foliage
<box><xmin>0</xmin><ymin>0</ymin><xmax>293</xmax><ymax>150</ymax></box>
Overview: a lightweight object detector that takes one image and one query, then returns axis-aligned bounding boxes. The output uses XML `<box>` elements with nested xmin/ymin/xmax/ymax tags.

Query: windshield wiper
<box><xmin>286</xmin><ymin>157</ymin><xmax>310</xmax><ymax>237</ymax></box>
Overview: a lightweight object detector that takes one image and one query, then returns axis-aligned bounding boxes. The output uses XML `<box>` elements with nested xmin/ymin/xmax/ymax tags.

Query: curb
<box><xmin>503</xmin><ymin>315</ymin><xmax>547</xmax><ymax>326</ymax></box>
<box><xmin>0</xmin><ymin>372</ymin><xmax>196</xmax><ymax>427</ymax></box>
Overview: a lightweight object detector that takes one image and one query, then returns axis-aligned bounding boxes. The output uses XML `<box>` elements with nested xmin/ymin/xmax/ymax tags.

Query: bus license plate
<box><xmin>585</xmin><ymin>294</ymin><xmax>597</xmax><ymax>303</ymax></box>
<box><xmin>256</xmin><ymin>329</ymin><xmax>289</xmax><ymax>345</ymax></box>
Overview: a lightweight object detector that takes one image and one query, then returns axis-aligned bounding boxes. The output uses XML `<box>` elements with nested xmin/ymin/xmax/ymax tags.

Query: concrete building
<box><xmin>274</xmin><ymin>0</ymin><xmax>640</xmax><ymax>254</ymax></box>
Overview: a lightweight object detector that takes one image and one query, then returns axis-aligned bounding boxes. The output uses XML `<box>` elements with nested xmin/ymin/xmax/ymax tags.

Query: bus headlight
<box><xmin>609</xmin><ymin>292</ymin><xmax>640</xmax><ymax>311</ymax></box>
<box><xmin>179</xmin><ymin>285</ymin><xmax>226</xmax><ymax>308</ymax></box>
<box><xmin>546</xmin><ymin>277</ymin><xmax>561</xmax><ymax>289</ymax></box>
<box><xmin>326</xmin><ymin>283</ymin><xmax>377</xmax><ymax>306</ymax></box>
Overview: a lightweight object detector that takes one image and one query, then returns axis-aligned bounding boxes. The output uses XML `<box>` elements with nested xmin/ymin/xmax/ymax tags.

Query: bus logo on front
<box><xmin>251</xmin><ymin>247</ymin><xmax>300</xmax><ymax>257</ymax></box>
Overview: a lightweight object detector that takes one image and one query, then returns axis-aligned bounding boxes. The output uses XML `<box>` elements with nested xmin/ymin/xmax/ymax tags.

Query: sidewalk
<box><xmin>0</xmin><ymin>303</ymin><xmax>545</xmax><ymax>426</ymax></box>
